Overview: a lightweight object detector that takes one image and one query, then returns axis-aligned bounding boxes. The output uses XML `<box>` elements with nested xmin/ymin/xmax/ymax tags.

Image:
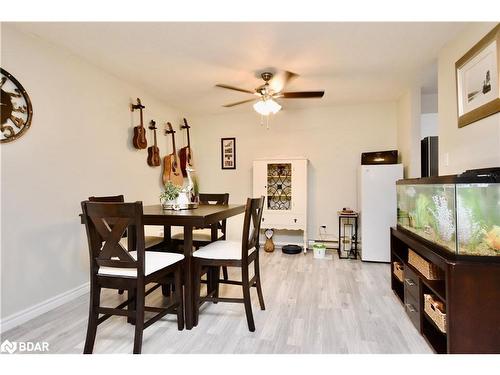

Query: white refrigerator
<box><xmin>358</xmin><ymin>164</ymin><xmax>403</xmax><ymax>262</ymax></box>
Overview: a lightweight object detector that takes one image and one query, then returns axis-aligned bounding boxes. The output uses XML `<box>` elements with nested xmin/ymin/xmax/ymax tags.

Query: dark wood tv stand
<box><xmin>390</xmin><ymin>226</ymin><xmax>500</xmax><ymax>354</ymax></box>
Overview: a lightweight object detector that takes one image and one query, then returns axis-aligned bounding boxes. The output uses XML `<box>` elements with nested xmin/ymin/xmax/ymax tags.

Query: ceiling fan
<box><xmin>215</xmin><ymin>71</ymin><xmax>325</xmax><ymax>116</ymax></box>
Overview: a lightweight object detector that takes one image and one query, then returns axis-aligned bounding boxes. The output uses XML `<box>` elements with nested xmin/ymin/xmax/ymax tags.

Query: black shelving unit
<box><xmin>337</xmin><ymin>212</ymin><xmax>358</xmax><ymax>259</ymax></box>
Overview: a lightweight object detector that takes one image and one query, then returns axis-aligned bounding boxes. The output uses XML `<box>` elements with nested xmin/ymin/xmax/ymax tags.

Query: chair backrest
<box><xmin>241</xmin><ymin>196</ymin><xmax>265</xmax><ymax>260</ymax></box>
<box><xmin>81</xmin><ymin>201</ymin><xmax>145</xmax><ymax>278</ymax></box>
<box><xmin>88</xmin><ymin>195</ymin><xmax>125</xmax><ymax>203</ymax></box>
<box><xmin>199</xmin><ymin>193</ymin><xmax>230</xmax><ymax>234</ymax></box>
<box><xmin>89</xmin><ymin>195</ymin><xmax>126</xmax><ymax>237</ymax></box>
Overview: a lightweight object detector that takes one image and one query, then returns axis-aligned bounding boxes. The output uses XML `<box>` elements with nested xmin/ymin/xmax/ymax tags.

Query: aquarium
<box><xmin>397</xmin><ymin>168</ymin><xmax>500</xmax><ymax>256</ymax></box>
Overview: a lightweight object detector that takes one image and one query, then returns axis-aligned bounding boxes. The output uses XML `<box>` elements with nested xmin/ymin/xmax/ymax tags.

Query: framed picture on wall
<box><xmin>221</xmin><ymin>137</ymin><xmax>236</xmax><ymax>169</ymax></box>
<box><xmin>456</xmin><ymin>23</ymin><xmax>500</xmax><ymax>128</ymax></box>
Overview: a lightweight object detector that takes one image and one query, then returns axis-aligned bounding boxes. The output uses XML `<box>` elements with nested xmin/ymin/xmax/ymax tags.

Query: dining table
<box><xmin>134</xmin><ymin>203</ymin><xmax>245</xmax><ymax>329</ymax></box>
<box><xmin>81</xmin><ymin>202</ymin><xmax>245</xmax><ymax>329</ymax></box>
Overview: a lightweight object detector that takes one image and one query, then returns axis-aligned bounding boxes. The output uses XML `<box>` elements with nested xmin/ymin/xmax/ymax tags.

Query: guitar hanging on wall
<box><xmin>147</xmin><ymin>120</ymin><xmax>161</xmax><ymax>167</ymax></box>
<box><xmin>162</xmin><ymin>122</ymin><xmax>184</xmax><ymax>186</ymax></box>
<box><xmin>131</xmin><ymin>98</ymin><xmax>147</xmax><ymax>149</ymax></box>
<box><xmin>179</xmin><ymin>118</ymin><xmax>194</xmax><ymax>177</ymax></box>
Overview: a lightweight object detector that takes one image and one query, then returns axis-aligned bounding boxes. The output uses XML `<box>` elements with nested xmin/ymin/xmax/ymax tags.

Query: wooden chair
<box><xmin>81</xmin><ymin>201</ymin><xmax>184</xmax><ymax>354</ymax></box>
<box><xmin>172</xmin><ymin>193</ymin><xmax>230</xmax><ymax>280</ymax></box>
<box><xmin>89</xmin><ymin>195</ymin><xmax>165</xmax><ymax>296</ymax></box>
<box><xmin>192</xmin><ymin>196</ymin><xmax>265</xmax><ymax>332</ymax></box>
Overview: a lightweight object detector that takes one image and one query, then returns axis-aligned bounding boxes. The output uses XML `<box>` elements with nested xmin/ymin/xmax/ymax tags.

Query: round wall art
<box><xmin>1</xmin><ymin>68</ymin><xmax>33</xmax><ymax>143</ymax></box>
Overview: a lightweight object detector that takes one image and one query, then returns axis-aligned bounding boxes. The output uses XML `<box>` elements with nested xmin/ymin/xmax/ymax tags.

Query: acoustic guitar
<box><xmin>162</xmin><ymin>122</ymin><xmax>184</xmax><ymax>186</ymax></box>
<box><xmin>131</xmin><ymin>98</ymin><xmax>147</xmax><ymax>149</ymax></box>
<box><xmin>179</xmin><ymin>118</ymin><xmax>194</xmax><ymax>177</ymax></box>
<box><xmin>147</xmin><ymin>120</ymin><xmax>161</xmax><ymax>167</ymax></box>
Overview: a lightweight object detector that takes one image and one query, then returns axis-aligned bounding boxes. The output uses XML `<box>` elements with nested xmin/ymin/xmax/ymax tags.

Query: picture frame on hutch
<box><xmin>221</xmin><ymin>137</ymin><xmax>236</xmax><ymax>169</ymax></box>
<box><xmin>455</xmin><ymin>23</ymin><xmax>500</xmax><ymax>128</ymax></box>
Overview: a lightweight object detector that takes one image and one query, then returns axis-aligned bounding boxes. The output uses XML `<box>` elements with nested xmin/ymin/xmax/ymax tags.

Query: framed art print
<box><xmin>221</xmin><ymin>137</ymin><xmax>236</xmax><ymax>169</ymax></box>
<box><xmin>456</xmin><ymin>23</ymin><xmax>500</xmax><ymax>128</ymax></box>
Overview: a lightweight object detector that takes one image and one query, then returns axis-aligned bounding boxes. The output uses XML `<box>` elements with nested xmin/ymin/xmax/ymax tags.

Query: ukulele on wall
<box><xmin>162</xmin><ymin>122</ymin><xmax>184</xmax><ymax>186</ymax></box>
<box><xmin>179</xmin><ymin>118</ymin><xmax>194</xmax><ymax>177</ymax></box>
<box><xmin>147</xmin><ymin>120</ymin><xmax>161</xmax><ymax>167</ymax></box>
<box><xmin>131</xmin><ymin>98</ymin><xmax>147</xmax><ymax>149</ymax></box>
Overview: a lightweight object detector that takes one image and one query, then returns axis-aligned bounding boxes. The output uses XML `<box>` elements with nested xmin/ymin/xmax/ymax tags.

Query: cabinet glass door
<box><xmin>267</xmin><ymin>163</ymin><xmax>292</xmax><ymax>210</ymax></box>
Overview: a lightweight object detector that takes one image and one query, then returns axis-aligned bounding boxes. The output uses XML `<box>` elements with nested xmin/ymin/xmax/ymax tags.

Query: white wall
<box><xmin>438</xmin><ymin>22</ymin><xmax>500</xmax><ymax>174</ymax></box>
<box><xmin>0</xmin><ymin>25</ymin><xmax>183</xmax><ymax>321</ymax></box>
<box><xmin>421</xmin><ymin>93</ymin><xmax>438</xmax><ymax>114</ymax></box>
<box><xmin>397</xmin><ymin>87</ymin><xmax>421</xmax><ymax>178</ymax></box>
<box><xmin>421</xmin><ymin>113</ymin><xmax>438</xmax><ymax>139</ymax></box>
<box><xmin>189</xmin><ymin>102</ymin><xmax>398</xmax><ymax>244</ymax></box>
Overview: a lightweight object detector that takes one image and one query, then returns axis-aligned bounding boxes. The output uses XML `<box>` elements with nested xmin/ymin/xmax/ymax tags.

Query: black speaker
<box><xmin>421</xmin><ymin>136</ymin><xmax>439</xmax><ymax>177</ymax></box>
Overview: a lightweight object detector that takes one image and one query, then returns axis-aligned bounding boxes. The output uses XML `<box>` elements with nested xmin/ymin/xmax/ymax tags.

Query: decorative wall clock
<box><xmin>1</xmin><ymin>68</ymin><xmax>33</xmax><ymax>143</ymax></box>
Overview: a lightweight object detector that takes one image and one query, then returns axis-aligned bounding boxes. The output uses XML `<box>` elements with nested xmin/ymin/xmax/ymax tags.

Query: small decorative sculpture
<box><xmin>264</xmin><ymin>229</ymin><xmax>275</xmax><ymax>253</ymax></box>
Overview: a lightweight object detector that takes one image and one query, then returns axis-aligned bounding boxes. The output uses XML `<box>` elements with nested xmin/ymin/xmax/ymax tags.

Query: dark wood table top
<box><xmin>142</xmin><ymin>204</ymin><xmax>246</xmax><ymax>227</ymax></box>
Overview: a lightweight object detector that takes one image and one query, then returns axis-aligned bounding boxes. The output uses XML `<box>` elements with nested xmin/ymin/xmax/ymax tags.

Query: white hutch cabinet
<box><xmin>252</xmin><ymin>158</ymin><xmax>308</xmax><ymax>252</ymax></box>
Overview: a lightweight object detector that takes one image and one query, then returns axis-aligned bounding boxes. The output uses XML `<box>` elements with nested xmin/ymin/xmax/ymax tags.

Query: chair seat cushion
<box><xmin>193</xmin><ymin>240</ymin><xmax>255</xmax><ymax>260</ymax></box>
<box><xmin>172</xmin><ymin>228</ymin><xmax>224</xmax><ymax>242</ymax></box>
<box><xmin>98</xmin><ymin>251</ymin><xmax>184</xmax><ymax>278</ymax></box>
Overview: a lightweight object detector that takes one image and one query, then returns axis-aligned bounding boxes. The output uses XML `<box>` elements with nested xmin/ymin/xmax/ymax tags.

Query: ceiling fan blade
<box><xmin>215</xmin><ymin>84</ymin><xmax>255</xmax><ymax>94</ymax></box>
<box><xmin>282</xmin><ymin>70</ymin><xmax>299</xmax><ymax>88</ymax></box>
<box><xmin>269</xmin><ymin>70</ymin><xmax>299</xmax><ymax>93</ymax></box>
<box><xmin>222</xmin><ymin>98</ymin><xmax>258</xmax><ymax>107</ymax></box>
<box><xmin>280</xmin><ymin>91</ymin><xmax>325</xmax><ymax>98</ymax></box>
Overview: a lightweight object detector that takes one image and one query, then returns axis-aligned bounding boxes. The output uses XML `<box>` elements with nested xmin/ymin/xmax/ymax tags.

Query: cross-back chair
<box><xmin>192</xmin><ymin>196</ymin><xmax>265</xmax><ymax>332</ymax></box>
<box><xmin>172</xmin><ymin>193</ymin><xmax>230</xmax><ymax>281</ymax></box>
<box><xmin>89</xmin><ymin>195</ymin><xmax>165</xmax><ymax>296</ymax></box>
<box><xmin>81</xmin><ymin>201</ymin><xmax>184</xmax><ymax>354</ymax></box>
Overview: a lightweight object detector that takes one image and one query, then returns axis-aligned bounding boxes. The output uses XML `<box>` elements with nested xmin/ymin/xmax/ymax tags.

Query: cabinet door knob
<box><xmin>262</xmin><ymin>218</ymin><xmax>265</xmax><ymax>222</ymax></box>
<box><xmin>294</xmin><ymin>218</ymin><xmax>297</xmax><ymax>223</ymax></box>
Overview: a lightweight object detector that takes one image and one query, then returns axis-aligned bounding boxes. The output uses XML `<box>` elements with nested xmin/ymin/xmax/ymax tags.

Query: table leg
<box><xmin>163</xmin><ymin>225</ymin><xmax>172</xmax><ymax>249</ymax></box>
<box><xmin>183</xmin><ymin>225</ymin><xmax>194</xmax><ymax>330</ymax></box>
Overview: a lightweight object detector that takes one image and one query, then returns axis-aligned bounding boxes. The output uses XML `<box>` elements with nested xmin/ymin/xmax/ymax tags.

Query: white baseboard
<box><xmin>0</xmin><ymin>282</ymin><xmax>90</xmax><ymax>334</ymax></box>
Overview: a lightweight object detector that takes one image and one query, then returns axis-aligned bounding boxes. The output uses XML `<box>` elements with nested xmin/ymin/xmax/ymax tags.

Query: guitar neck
<box><xmin>171</xmin><ymin>133</ymin><xmax>177</xmax><ymax>159</ymax></box>
<box><xmin>183</xmin><ymin>118</ymin><xmax>191</xmax><ymax>148</ymax></box>
<box><xmin>153</xmin><ymin>129</ymin><xmax>157</xmax><ymax>147</ymax></box>
<box><xmin>139</xmin><ymin>108</ymin><xmax>144</xmax><ymax>128</ymax></box>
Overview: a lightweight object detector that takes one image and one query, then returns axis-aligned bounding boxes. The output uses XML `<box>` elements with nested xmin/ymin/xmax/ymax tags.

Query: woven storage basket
<box><xmin>424</xmin><ymin>294</ymin><xmax>447</xmax><ymax>333</ymax></box>
<box><xmin>408</xmin><ymin>249</ymin><xmax>444</xmax><ymax>280</ymax></box>
<box><xmin>393</xmin><ymin>262</ymin><xmax>404</xmax><ymax>282</ymax></box>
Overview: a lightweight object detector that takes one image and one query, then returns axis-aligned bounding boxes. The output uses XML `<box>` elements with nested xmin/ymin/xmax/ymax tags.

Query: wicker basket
<box><xmin>393</xmin><ymin>262</ymin><xmax>404</xmax><ymax>282</ymax></box>
<box><xmin>424</xmin><ymin>294</ymin><xmax>447</xmax><ymax>333</ymax></box>
<box><xmin>408</xmin><ymin>249</ymin><xmax>444</xmax><ymax>280</ymax></box>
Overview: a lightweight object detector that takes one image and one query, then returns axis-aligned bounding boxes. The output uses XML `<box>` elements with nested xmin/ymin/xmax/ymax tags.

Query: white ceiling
<box><xmin>12</xmin><ymin>22</ymin><xmax>467</xmax><ymax>114</ymax></box>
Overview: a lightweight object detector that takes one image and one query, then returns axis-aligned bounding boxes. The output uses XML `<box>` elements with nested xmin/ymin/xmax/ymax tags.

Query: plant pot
<box><xmin>161</xmin><ymin>199</ymin><xmax>176</xmax><ymax>210</ymax></box>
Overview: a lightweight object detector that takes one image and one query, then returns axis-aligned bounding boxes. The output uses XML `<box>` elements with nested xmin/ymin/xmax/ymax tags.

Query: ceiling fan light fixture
<box><xmin>253</xmin><ymin>98</ymin><xmax>281</xmax><ymax>116</ymax></box>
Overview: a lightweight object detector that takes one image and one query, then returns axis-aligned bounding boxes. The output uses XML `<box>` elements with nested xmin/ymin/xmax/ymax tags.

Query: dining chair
<box><xmin>81</xmin><ymin>201</ymin><xmax>184</xmax><ymax>354</ymax></box>
<box><xmin>89</xmin><ymin>195</ymin><xmax>166</xmax><ymax>296</ymax></box>
<box><xmin>192</xmin><ymin>196</ymin><xmax>265</xmax><ymax>332</ymax></box>
<box><xmin>171</xmin><ymin>193</ymin><xmax>230</xmax><ymax>280</ymax></box>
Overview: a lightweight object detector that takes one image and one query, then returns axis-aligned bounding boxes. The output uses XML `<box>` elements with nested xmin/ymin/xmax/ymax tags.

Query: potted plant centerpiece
<box><xmin>160</xmin><ymin>181</ymin><xmax>181</xmax><ymax>210</ymax></box>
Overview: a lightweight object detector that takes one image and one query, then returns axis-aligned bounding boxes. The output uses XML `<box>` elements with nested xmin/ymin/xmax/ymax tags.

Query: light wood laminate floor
<box><xmin>1</xmin><ymin>251</ymin><xmax>432</xmax><ymax>354</ymax></box>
